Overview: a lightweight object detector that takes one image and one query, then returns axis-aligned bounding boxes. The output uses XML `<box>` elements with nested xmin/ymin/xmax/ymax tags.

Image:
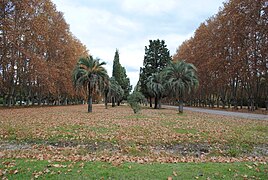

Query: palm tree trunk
<box><xmin>105</xmin><ymin>92</ymin><xmax>108</xmax><ymax>109</ymax></box>
<box><xmin>158</xmin><ymin>97</ymin><xmax>162</xmax><ymax>109</ymax></box>
<box><xmin>112</xmin><ymin>97</ymin><xmax>115</xmax><ymax>107</ymax></box>
<box><xmin>88</xmin><ymin>82</ymin><xmax>92</xmax><ymax>112</ymax></box>
<box><xmin>178</xmin><ymin>99</ymin><xmax>183</xmax><ymax>113</ymax></box>
<box><xmin>154</xmin><ymin>97</ymin><xmax>158</xmax><ymax>109</ymax></box>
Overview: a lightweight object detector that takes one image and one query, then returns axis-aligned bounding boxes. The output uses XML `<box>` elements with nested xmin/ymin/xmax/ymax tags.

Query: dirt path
<box><xmin>164</xmin><ymin>105</ymin><xmax>268</xmax><ymax>121</ymax></box>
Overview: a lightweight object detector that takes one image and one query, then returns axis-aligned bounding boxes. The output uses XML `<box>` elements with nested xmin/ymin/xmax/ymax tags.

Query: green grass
<box><xmin>0</xmin><ymin>159</ymin><xmax>267</xmax><ymax>179</ymax></box>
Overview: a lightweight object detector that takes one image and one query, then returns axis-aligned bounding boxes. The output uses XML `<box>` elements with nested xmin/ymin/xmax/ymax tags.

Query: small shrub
<box><xmin>127</xmin><ymin>91</ymin><xmax>145</xmax><ymax>114</ymax></box>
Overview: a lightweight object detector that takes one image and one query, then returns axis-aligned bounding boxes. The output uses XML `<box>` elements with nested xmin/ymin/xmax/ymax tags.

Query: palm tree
<box><xmin>72</xmin><ymin>56</ymin><xmax>108</xmax><ymax>112</ymax></box>
<box><xmin>109</xmin><ymin>77</ymin><xmax>124</xmax><ymax>107</ymax></box>
<box><xmin>164</xmin><ymin>61</ymin><xmax>199</xmax><ymax>113</ymax></box>
<box><xmin>147</xmin><ymin>72</ymin><xmax>166</xmax><ymax>109</ymax></box>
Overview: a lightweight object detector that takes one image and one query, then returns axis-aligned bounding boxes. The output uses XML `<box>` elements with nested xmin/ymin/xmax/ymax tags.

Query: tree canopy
<box><xmin>174</xmin><ymin>0</ymin><xmax>268</xmax><ymax>110</ymax></box>
<box><xmin>0</xmin><ymin>0</ymin><xmax>88</xmax><ymax>107</ymax></box>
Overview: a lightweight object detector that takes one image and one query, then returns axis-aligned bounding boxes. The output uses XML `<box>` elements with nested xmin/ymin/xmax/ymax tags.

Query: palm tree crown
<box><xmin>147</xmin><ymin>72</ymin><xmax>166</xmax><ymax>109</ymax></box>
<box><xmin>109</xmin><ymin>77</ymin><xmax>124</xmax><ymax>107</ymax></box>
<box><xmin>164</xmin><ymin>60</ymin><xmax>199</xmax><ymax>113</ymax></box>
<box><xmin>72</xmin><ymin>56</ymin><xmax>108</xmax><ymax>112</ymax></box>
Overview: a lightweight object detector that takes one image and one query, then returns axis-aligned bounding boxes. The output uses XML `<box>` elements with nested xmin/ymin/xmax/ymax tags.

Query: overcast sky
<box><xmin>52</xmin><ymin>0</ymin><xmax>225</xmax><ymax>88</ymax></box>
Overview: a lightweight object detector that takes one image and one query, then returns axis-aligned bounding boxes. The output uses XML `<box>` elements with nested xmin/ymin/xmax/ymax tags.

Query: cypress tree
<box><xmin>112</xmin><ymin>49</ymin><xmax>132</xmax><ymax>102</ymax></box>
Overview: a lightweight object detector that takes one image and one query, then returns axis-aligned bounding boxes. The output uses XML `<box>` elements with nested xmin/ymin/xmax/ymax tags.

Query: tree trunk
<box><xmin>31</xmin><ymin>98</ymin><xmax>34</xmax><ymax>106</ymax></box>
<box><xmin>112</xmin><ymin>97</ymin><xmax>116</xmax><ymax>107</ymax></box>
<box><xmin>19</xmin><ymin>94</ymin><xmax>22</xmax><ymax>106</ymax></box>
<box><xmin>64</xmin><ymin>98</ymin><xmax>68</xmax><ymax>105</ymax></box>
<box><xmin>12</xmin><ymin>96</ymin><xmax>16</xmax><ymax>106</ymax></box>
<box><xmin>255</xmin><ymin>98</ymin><xmax>258</xmax><ymax>110</ymax></box>
<box><xmin>7</xmin><ymin>95</ymin><xmax>12</xmax><ymax>107</ymax></box>
<box><xmin>158</xmin><ymin>97</ymin><xmax>162</xmax><ymax>109</ymax></box>
<box><xmin>217</xmin><ymin>97</ymin><xmax>220</xmax><ymax>108</ymax></box>
<box><xmin>26</xmin><ymin>96</ymin><xmax>30</xmax><ymax>106</ymax></box>
<box><xmin>154</xmin><ymin>97</ymin><xmax>158</xmax><ymax>109</ymax></box>
<box><xmin>149</xmin><ymin>97</ymin><xmax>152</xmax><ymax>108</ymax></box>
<box><xmin>88</xmin><ymin>96</ymin><xmax>92</xmax><ymax>112</ymax></box>
<box><xmin>38</xmin><ymin>96</ymin><xmax>42</xmax><ymax>106</ymax></box>
<box><xmin>250</xmin><ymin>99</ymin><xmax>254</xmax><ymax>111</ymax></box>
<box><xmin>3</xmin><ymin>95</ymin><xmax>7</xmax><ymax>107</ymax></box>
<box><xmin>88</xmin><ymin>82</ymin><xmax>92</xmax><ymax>112</ymax></box>
<box><xmin>178</xmin><ymin>99</ymin><xmax>183</xmax><ymax>113</ymax></box>
<box><xmin>57</xmin><ymin>95</ymin><xmax>61</xmax><ymax>106</ymax></box>
<box><xmin>105</xmin><ymin>92</ymin><xmax>108</xmax><ymax>109</ymax></box>
<box><xmin>233</xmin><ymin>98</ymin><xmax>238</xmax><ymax>110</ymax></box>
<box><xmin>211</xmin><ymin>97</ymin><xmax>214</xmax><ymax>108</ymax></box>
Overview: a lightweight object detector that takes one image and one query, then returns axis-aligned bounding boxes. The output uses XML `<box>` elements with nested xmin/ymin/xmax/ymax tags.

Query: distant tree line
<box><xmin>0</xmin><ymin>0</ymin><xmax>88</xmax><ymax>107</ymax></box>
<box><xmin>174</xmin><ymin>0</ymin><xmax>268</xmax><ymax>110</ymax></box>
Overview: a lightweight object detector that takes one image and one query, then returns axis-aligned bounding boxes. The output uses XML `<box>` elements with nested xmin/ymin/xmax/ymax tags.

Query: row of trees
<box><xmin>174</xmin><ymin>0</ymin><xmax>268</xmax><ymax>110</ymax></box>
<box><xmin>0</xmin><ymin>0</ymin><xmax>88</xmax><ymax>107</ymax></box>
<box><xmin>0</xmin><ymin>0</ymin><xmax>132</xmax><ymax>111</ymax></box>
<box><xmin>137</xmin><ymin>39</ymin><xmax>198</xmax><ymax>113</ymax></box>
<box><xmin>71</xmin><ymin>39</ymin><xmax>198</xmax><ymax>113</ymax></box>
<box><xmin>72</xmin><ymin>50</ymin><xmax>132</xmax><ymax>113</ymax></box>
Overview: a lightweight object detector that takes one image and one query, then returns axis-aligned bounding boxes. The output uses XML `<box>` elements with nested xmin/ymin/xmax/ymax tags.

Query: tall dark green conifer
<box><xmin>112</xmin><ymin>49</ymin><xmax>132</xmax><ymax>101</ymax></box>
<box><xmin>139</xmin><ymin>39</ymin><xmax>171</xmax><ymax>107</ymax></box>
<box><xmin>112</xmin><ymin>49</ymin><xmax>121</xmax><ymax>83</ymax></box>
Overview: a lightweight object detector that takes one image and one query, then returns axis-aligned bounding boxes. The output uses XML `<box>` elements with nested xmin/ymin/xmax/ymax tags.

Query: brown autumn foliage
<box><xmin>174</xmin><ymin>0</ymin><xmax>268</xmax><ymax>111</ymax></box>
<box><xmin>0</xmin><ymin>0</ymin><xmax>88</xmax><ymax>107</ymax></box>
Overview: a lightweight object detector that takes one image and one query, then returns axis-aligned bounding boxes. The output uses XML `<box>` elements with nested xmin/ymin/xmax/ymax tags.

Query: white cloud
<box><xmin>121</xmin><ymin>0</ymin><xmax>177</xmax><ymax>15</ymax></box>
<box><xmin>52</xmin><ymin>0</ymin><xmax>224</xmax><ymax>88</ymax></box>
<box><xmin>53</xmin><ymin>0</ymin><xmax>142</xmax><ymax>48</ymax></box>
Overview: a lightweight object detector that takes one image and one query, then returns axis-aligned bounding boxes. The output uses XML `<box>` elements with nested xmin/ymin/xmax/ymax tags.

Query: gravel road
<box><xmin>163</xmin><ymin>105</ymin><xmax>268</xmax><ymax>121</ymax></box>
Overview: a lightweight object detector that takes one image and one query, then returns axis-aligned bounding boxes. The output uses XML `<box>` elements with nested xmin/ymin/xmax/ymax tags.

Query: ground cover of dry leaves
<box><xmin>0</xmin><ymin>104</ymin><xmax>267</xmax><ymax>164</ymax></box>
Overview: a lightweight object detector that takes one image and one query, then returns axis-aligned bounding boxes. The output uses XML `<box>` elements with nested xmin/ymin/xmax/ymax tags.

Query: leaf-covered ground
<box><xmin>0</xmin><ymin>104</ymin><xmax>267</xmax><ymax>163</ymax></box>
